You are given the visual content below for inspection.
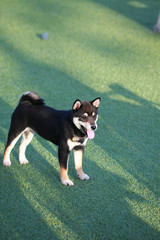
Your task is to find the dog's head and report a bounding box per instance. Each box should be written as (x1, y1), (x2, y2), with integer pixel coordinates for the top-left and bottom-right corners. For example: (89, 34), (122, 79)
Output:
(72, 98), (101, 139)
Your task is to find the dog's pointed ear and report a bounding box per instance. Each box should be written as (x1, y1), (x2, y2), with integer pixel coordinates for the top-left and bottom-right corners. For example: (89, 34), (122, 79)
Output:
(91, 98), (101, 108)
(72, 99), (82, 111)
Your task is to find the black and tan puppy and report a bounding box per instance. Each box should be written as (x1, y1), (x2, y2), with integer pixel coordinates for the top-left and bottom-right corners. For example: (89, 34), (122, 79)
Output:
(3, 92), (100, 185)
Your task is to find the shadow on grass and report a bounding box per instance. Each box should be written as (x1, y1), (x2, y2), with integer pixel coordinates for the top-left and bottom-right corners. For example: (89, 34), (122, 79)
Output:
(104, 83), (160, 197)
(9, 0), (159, 31)
(0, 172), (60, 240)
(91, 0), (159, 30)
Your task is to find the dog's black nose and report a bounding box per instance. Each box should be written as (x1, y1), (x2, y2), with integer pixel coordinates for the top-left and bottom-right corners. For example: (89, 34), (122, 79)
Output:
(91, 125), (96, 131)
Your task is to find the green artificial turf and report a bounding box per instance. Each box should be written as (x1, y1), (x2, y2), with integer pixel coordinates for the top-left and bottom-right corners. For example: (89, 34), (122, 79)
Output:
(0, 0), (160, 239)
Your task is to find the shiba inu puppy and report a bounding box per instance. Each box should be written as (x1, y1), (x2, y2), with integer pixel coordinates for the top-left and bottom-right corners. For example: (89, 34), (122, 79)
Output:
(3, 92), (101, 185)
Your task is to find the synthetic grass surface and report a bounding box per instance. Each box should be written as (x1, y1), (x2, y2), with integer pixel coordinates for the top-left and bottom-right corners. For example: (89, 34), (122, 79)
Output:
(0, 0), (160, 239)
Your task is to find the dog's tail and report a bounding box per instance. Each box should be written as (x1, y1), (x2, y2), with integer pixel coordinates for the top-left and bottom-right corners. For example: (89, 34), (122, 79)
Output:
(19, 92), (45, 105)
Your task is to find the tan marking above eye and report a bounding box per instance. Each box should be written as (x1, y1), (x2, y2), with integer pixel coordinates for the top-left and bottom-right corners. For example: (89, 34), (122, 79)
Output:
(92, 112), (96, 116)
(83, 113), (88, 117)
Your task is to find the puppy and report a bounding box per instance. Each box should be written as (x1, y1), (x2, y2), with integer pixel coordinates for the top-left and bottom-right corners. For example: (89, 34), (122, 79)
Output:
(3, 92), (101, 185)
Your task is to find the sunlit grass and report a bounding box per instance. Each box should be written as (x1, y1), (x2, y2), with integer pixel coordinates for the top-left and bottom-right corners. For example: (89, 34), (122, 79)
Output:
(0, 0), (160, 239)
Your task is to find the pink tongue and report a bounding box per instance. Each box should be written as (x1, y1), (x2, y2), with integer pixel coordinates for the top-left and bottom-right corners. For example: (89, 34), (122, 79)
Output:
(87, 130), (95, 139)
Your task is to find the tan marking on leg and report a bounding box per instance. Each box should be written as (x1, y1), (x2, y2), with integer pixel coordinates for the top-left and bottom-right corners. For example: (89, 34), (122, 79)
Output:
(74, 149), (90, 180)
(60, 164), (74, 186)
(74, 149), (83, 176)
(60, 167), (69, 181)
(3, 134), (22, 166)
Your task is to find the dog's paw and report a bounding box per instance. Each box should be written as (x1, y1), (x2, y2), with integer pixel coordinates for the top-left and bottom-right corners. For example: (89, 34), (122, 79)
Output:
(61, 179), (74, 186)
(3, 159), (11, 166)
(78, 173), (90, 180)
(19, 158), (29, 165)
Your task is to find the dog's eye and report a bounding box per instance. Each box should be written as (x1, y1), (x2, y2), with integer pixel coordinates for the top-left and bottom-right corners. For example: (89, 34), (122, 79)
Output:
(92, 113), (97, 120)
(80, 115), (87, 121)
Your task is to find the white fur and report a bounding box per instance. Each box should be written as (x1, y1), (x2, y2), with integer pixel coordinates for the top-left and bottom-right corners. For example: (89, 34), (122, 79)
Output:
(78, 173), (90, 180)
(80, 121), (96, 131)
(23, 91), (31, 96)
(19, 128), (34, 164)
(61, 179), (74, 186)
(73, 117), (81, 129)
(3, 127), (34, 166)
(3, 134), (22, 166)
(67, 138), (88, 151)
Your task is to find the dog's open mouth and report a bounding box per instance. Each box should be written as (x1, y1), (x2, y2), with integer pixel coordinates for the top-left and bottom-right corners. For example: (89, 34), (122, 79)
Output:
(81, 126), (95, 140)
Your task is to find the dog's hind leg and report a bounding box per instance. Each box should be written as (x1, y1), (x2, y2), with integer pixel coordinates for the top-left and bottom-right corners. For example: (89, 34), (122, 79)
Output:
(19, 128), (34, 165)
(3, 132), (23, 166)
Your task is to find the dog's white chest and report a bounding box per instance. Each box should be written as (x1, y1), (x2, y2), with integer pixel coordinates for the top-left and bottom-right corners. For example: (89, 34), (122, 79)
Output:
(67, 137), (88, 151)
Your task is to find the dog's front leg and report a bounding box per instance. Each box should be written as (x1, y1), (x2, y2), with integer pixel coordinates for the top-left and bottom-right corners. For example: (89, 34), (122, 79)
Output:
(74, 148), (90, 180)
(58, 146), (74, 186)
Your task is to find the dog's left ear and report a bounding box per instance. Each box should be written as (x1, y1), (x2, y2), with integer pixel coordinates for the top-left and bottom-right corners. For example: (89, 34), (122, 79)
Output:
(72, 99), (82, 111)
(91, 98), (101, 108)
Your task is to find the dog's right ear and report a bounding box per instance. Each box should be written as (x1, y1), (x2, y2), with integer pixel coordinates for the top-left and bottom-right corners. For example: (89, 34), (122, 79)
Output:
(72, 100), (82, 111)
